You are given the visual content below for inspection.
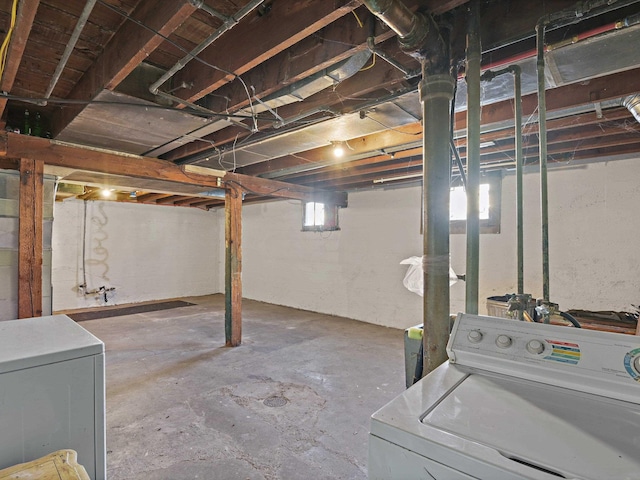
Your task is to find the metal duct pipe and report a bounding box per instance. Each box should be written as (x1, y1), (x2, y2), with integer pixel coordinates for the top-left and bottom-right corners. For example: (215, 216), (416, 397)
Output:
(623, 94), (640, 123)
(363, 0), (453, 375)
(465, 1), (481, 315)
(44, 0), (98, 102)
(362, 0), (432, 54)
(149, 0), (265, 96)
(362, 0), (420, 38)
(188, 0), (229, 22)
(421, 72), (455, 376)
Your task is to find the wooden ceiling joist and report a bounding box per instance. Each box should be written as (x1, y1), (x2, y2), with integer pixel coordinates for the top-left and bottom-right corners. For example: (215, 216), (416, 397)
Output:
(54, 0), (199, 136)
(172, 0), (363, 105)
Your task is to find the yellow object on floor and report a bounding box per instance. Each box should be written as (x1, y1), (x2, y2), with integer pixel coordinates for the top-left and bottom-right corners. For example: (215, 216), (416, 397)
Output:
(0, 450), (90, 480)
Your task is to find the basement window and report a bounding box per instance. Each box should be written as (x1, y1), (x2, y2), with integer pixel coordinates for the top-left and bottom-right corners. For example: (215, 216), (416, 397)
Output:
(303, 201), (340, 232)
(450, 173), (501, 234)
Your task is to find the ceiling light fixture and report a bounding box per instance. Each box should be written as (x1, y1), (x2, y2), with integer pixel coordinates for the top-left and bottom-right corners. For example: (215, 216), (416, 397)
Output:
(332, 141), (345, 158)
(101, 188), (114, 198)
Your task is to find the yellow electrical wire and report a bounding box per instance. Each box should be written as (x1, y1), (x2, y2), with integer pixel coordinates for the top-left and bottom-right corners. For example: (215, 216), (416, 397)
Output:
(352, 10), (363, 28)
(0, 0), (19, 82)
(359, 53), (376, 71)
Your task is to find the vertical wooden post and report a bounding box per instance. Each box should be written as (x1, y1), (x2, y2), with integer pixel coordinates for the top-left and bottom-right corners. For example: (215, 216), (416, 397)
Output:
(18, 158), (43, 318)
(225, 185), (242, 346)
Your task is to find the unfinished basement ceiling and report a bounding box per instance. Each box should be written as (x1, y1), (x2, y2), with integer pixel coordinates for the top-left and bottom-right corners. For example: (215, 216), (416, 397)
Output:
(2, 0), (640, 208)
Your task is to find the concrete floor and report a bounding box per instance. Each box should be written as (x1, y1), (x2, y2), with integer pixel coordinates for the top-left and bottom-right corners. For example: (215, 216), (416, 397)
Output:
(79, 294), (406, 479)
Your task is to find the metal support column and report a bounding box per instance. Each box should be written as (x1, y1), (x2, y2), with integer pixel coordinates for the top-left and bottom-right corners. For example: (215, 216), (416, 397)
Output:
(465, 1), (481, 314)
(536, 21), (551, 303)
(513, 66), (524, 295)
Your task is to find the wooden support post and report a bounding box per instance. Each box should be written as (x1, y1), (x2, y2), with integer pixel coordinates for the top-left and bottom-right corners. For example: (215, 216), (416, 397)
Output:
(18, 158), (43, 318)
(225, 185), (242, 346)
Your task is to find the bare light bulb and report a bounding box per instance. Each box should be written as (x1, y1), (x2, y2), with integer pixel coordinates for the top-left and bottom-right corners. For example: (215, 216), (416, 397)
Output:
(333, 144), (344, 158)
(101, 189), (113, 198)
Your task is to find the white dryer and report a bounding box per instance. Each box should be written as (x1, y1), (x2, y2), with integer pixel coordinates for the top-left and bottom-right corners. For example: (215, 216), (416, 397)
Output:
(369, 313), (640, 479)
(0, 315), (106, 480)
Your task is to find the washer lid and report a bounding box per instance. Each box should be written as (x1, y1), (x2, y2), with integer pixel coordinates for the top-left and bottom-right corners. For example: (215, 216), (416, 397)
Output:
(0, 315), (103, 374)
(422, 372), (640, 479)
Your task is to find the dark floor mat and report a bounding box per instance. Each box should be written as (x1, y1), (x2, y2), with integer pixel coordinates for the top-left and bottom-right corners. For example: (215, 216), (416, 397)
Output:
(68, 300), (196, 322)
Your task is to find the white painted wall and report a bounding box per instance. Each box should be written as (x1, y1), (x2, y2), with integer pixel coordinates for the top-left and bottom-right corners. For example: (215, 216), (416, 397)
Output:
(241, 194), (425, 329)
(51, 155), (640, 324)
(52, 199), (221, 311)
(241, 156), (640, 329)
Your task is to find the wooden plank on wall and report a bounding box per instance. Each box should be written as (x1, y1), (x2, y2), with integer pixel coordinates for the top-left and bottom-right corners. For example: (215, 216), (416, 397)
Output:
(225, 185), (242, 347)
(18, 157), (43, 318)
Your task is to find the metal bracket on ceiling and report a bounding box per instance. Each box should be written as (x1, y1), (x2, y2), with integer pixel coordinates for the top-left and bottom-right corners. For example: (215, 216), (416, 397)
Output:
(594, 101), (603, 119)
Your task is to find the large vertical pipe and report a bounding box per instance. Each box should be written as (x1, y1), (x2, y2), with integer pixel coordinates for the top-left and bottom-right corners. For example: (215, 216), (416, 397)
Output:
(536, 21), (551, 303)
(421, 70), (455, 375)
(465, 1), (481, 314)
(513, 66), (524, 295)
(361, 0), (452, 375)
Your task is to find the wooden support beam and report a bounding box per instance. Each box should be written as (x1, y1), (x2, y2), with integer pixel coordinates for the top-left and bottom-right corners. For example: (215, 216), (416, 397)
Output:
(0, 132), (346, 204)
(225, 185), (242, 347)
(0, 0), (41, 124)
(224, 172), (348, 206)
(0, 158), (19, 170)
(18, 157), (43, 318)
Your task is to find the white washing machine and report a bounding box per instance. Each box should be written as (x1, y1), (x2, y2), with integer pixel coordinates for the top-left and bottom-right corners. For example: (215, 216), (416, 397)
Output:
(369, 313), (640, 479)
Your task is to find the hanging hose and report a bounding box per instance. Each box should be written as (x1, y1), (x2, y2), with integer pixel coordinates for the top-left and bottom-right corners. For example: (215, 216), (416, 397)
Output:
(559, 311), (581, 328)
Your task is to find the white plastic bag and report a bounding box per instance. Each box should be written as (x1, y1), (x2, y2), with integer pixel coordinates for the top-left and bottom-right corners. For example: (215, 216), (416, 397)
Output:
(400, 256), (458, 297)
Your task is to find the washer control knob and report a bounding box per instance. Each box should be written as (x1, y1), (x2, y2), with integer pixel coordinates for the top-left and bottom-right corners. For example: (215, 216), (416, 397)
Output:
(467, 330), (483, 343)
(526, 339), (545, 355)
(634, 356), (640, 374)
(496, 334), (512, 349)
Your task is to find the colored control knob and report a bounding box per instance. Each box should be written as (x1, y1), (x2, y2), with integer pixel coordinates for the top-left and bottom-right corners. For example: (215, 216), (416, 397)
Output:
(496, 334), (512, 349)
(467, 330), (483, 343)
(526, 339), (545, 355)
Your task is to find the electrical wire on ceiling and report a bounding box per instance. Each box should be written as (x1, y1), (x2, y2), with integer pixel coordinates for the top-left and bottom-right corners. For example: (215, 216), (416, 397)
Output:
(94, 0), (258, 126)
(0, 0), (18, 80)
(359, 53), (376, 71)
(0, 92), (273, 121)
